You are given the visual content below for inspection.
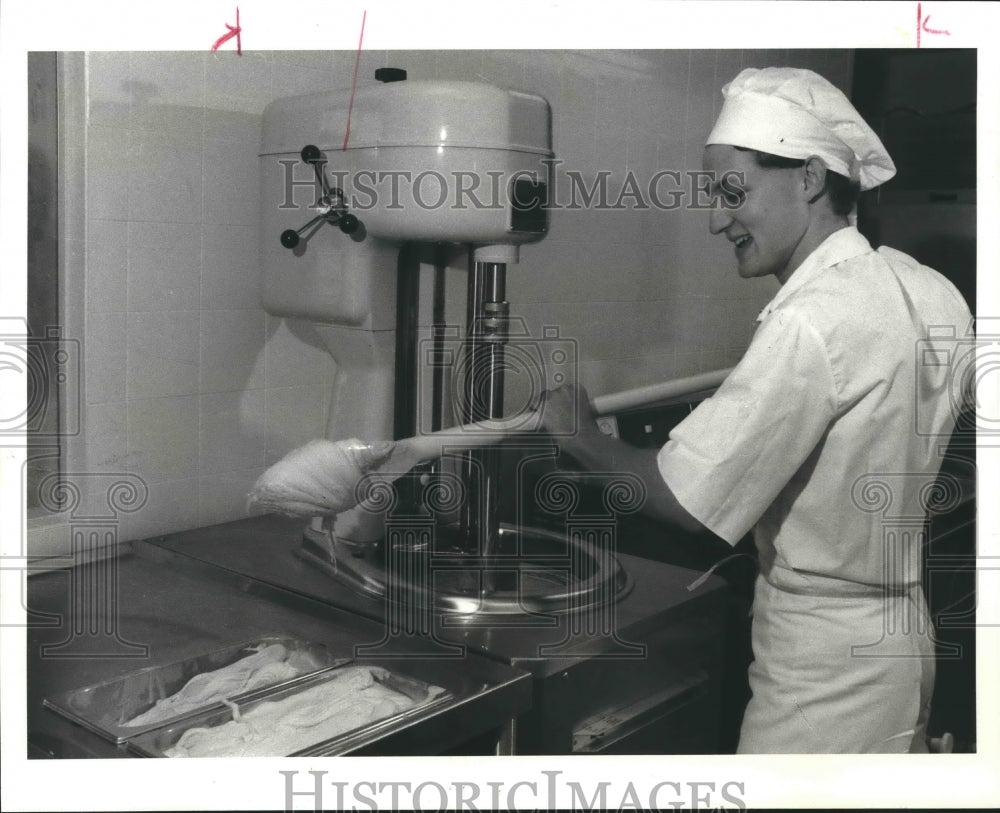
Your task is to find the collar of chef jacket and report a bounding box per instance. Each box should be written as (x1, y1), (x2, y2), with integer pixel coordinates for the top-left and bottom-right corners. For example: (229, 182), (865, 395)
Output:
(755, 226), (874, 323)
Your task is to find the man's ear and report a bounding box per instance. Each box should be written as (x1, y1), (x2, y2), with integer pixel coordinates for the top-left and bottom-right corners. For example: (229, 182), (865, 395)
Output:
(802, 155), (829, 203)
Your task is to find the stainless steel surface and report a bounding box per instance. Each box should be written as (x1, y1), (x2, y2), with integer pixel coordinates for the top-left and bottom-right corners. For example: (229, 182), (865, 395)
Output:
(461, 260), (509, 563)
(495, 718), (517, 755)
(300, 521), (631, 617)
(141, 514), (730, 754)
(126, 662), (450, 758)
(27, 538), (533, 758)
(571, 670), (710, 753)
(42, 636), (348, 744)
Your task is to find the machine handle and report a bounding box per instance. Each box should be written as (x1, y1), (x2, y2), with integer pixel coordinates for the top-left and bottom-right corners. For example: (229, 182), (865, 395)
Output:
(400, 412), (545, 463)
(400, 370), (735, 462)
(279, 145), (360, 249)
(248, 373), (734, 517)
(590, 368), (732, 416)
(300, 144), (332, 199)
(338, 213), (360, 234)
(301, 144), (323, 163)
(280, 213), (329, 249)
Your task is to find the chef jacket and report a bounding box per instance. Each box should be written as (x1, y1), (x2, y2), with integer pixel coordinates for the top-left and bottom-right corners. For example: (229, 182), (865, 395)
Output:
(658, 226), (972, 592)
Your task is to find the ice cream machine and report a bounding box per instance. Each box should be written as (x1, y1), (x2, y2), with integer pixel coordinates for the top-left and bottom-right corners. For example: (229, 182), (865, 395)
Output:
(259, 71), (578, 594)
(253, 71), (730, 753)
(28, 70), (730, 762)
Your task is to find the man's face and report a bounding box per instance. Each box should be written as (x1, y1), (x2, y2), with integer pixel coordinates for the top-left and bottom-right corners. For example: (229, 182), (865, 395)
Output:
(703, 144), (810, 285)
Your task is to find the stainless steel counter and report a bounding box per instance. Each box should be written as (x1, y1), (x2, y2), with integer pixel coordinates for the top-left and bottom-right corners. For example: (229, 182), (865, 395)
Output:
(27, 513), (730, 756)
(26, 537), (532, 758)
(153, 514), (730, 753)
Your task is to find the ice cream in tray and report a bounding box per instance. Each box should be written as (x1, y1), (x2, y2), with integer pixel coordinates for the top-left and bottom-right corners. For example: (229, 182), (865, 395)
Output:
(43, 636), (351, 743)
(126, 665), (449, 757)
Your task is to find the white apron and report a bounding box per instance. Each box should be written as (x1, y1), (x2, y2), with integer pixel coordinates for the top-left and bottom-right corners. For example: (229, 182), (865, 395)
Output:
(737, 568), (936, 754)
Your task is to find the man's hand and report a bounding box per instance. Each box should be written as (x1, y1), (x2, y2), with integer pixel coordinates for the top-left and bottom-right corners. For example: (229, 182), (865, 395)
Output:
(534, 383), (709, 536)
(248, 438), (395, 516)
(535, 382), (604, 446)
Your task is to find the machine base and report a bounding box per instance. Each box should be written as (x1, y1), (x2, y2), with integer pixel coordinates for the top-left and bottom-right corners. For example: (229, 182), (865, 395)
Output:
(147, 514), (732, 754)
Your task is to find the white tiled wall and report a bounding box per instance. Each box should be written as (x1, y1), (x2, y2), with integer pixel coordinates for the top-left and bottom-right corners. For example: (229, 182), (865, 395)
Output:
(501, 49), (853, 396)
(70, 51), (350, 541)
(51, 48), (852, 545)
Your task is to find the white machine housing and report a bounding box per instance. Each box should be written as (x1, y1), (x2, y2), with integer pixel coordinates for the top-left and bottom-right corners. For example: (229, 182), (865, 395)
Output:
(259, 79), (552, 443)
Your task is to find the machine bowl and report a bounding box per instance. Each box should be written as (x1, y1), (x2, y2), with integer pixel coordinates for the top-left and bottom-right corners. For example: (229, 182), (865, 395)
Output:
(299, 522), (633, 617)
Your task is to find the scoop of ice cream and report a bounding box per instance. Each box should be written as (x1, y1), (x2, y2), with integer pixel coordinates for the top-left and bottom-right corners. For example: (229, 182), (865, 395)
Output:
(125, 644), (300, 728)
(247, 438), (396, 517)
(164, 666), (440, 758)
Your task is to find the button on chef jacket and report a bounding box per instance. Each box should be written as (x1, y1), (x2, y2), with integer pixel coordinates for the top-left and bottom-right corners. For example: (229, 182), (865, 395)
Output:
(658, 225), (972, 593)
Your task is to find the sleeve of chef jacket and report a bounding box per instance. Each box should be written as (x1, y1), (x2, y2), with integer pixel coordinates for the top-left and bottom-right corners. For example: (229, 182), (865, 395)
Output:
(657, 307), (839, 545)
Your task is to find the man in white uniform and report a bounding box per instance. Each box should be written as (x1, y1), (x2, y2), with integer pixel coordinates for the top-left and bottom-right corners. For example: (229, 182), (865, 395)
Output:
(539, 68), (973, 753)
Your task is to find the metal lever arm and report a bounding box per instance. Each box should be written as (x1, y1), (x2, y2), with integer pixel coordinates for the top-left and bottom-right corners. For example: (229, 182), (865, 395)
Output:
(279, 145), (360, 249)
(280, 213), (331, 248)
(300, 144), (330, 197)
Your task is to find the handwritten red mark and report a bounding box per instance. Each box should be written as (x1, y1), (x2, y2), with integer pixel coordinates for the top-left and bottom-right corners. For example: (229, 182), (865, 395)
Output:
(343, 9), (367, 151)
(212, 6), (242, 55)
(917, 3), (951, 48)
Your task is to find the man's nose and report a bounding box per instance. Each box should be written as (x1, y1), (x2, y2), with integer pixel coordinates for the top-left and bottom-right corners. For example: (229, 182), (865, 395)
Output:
(709, 206), (732, 235)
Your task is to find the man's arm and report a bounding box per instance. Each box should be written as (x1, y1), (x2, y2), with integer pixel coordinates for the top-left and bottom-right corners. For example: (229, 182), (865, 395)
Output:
(538, 384), (708, 535)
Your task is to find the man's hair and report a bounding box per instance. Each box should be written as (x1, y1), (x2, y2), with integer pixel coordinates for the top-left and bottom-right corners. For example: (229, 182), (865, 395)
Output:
(735, 147), (861, 217)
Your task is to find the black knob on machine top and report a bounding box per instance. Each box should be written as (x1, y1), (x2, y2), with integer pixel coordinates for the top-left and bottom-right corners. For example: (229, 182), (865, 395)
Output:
(375, 68), (407, 83)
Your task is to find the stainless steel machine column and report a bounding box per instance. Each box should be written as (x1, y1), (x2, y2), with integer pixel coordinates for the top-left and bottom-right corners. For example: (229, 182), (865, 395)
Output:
(460, 260), (508, 580)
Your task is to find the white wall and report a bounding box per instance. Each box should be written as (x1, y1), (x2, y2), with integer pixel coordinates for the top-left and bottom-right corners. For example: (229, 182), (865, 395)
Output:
(30, 49), (853, 553)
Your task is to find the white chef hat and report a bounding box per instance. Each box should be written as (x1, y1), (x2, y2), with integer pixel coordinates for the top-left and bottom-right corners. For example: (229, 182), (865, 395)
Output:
(706, 67), (895, 191)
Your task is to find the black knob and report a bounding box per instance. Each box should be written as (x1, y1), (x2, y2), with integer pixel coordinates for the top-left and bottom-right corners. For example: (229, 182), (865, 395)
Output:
(300, 144), (322, 163)
(280, 229), (300, 248)
(375, 68), (407, 83)
(338, 214), (360, 234)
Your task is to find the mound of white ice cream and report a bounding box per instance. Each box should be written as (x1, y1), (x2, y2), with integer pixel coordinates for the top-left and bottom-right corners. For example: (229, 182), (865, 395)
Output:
(165, 666), (440, 757)
(126, 644), (306, 728)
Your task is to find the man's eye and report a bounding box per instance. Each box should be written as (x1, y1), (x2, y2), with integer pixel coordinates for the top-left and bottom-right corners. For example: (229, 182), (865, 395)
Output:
(721, 188), (746, 209)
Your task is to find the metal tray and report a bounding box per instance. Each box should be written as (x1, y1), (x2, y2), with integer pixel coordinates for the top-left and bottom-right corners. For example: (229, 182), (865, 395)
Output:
(42, 636), (349, 743)
(125, 663), (450, 758)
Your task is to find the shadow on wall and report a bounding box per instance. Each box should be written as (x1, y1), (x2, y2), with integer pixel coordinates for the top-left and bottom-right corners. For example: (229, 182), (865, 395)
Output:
(855, 48), (978, 753)
(863, 214), (977, 314)
(854, 48), (977, 312)
(27, 51), (61, 509)
(909, 234), (976, 313)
